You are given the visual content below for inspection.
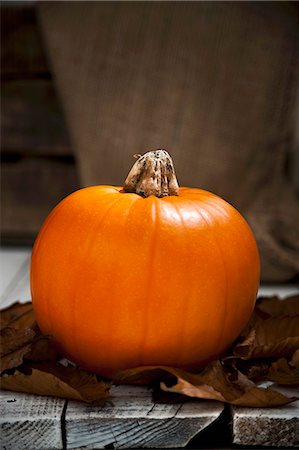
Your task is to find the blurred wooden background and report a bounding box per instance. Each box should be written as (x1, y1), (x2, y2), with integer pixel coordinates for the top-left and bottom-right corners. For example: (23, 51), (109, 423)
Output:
(1, 2), (299, 246)
(1, 2), (80, 244)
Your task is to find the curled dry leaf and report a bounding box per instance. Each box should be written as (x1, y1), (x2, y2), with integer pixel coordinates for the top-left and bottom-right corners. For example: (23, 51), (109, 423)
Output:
(291, 349), (299, 368)
(115, 361), (298, 407)
(0, 301), (58, 373)
(232, 359), (271, 383)
(1, 362), (110, 404)
(0, 302), (36, 330)
(256, 295), (299, 317)
(238, 309), (267, 339)
(268, 358), (299, 385)
(114, 367), (171, 385)
(233, 316), (299, 359)
(0, 327), (36, 372)
(26, 335), (59, 363)
(0, 302), (110, 403)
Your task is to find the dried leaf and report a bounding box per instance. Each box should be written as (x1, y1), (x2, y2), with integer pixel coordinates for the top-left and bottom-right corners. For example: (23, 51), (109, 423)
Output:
(256, 295), (299, 317)
(115, 362), (298, 406)
(291, 349), (299, 368)
(0, 302), (35, 330)
(0, 300), (59, 373)
(0, 327), (35, 372)
(234, 316), (299, 359)
(233, 359), (271, 383)
(268, 358), (299, 385)
(1, 296), (298, 407)
(1, 363), (110, 404)
(239, 308), (267, 338)
(26, 335), (59, 363)
(114, 367), (171, 385)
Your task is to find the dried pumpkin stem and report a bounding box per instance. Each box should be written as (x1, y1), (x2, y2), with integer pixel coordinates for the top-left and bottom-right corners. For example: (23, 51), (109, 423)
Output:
(123, 150), (179, 198)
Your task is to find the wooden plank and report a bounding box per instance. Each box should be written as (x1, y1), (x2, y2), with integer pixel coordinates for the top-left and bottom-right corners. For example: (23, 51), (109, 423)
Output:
(0, 248), (30, 300)
(1, 4), (49, 77)
(1, 80), (71, 155)
(232, 386), (299, 447)
(66, 385), (224, 449)
(0, 390), (65, 450)
(0, 255), (31, 308)
(1, 157), (80, 242)
(258, 285), (299, 298)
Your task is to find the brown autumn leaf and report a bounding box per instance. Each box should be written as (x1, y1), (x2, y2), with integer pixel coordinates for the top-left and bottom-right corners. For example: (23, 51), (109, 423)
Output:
(268, 358), (299, 385)
(256, 295), (299, 317)
(1, 362), (110, 404)
(26, 335), (59, 363)
(0, 329), (59, 372)
(115, 361), (298, 407)
(0, 301), (36, 330)
(291, 349), (299, 368)
(114, 367), (171, 385)
(233, 315), (299, 359)
(232, 358), (271, 383)
(0, 301), (59, 372)
(1, 296), (298, 406)
(0, 327), (36, 372)
(161, 366), (298, 407)
(238, 295), (299, 339)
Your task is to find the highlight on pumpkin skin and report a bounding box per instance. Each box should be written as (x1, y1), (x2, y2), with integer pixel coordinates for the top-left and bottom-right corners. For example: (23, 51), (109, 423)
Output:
(123, 150), (179, 198)
(30, 149), (260, 379)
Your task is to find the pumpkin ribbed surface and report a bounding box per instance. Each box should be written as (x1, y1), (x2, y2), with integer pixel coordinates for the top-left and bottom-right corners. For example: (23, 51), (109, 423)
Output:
(31, 185), (259, 378)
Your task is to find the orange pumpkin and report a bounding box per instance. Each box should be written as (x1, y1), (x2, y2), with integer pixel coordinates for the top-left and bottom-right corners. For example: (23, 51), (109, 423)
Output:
(31, 150), (260, 378)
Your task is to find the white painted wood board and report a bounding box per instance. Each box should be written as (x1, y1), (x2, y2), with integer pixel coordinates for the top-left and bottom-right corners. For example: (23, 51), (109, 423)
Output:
(258, 284), (299, 298)
(66, 385), (224, 449)
(0, 247), (31, 308)
(0, 390), (65, 450)
(232, 386), (299, 447)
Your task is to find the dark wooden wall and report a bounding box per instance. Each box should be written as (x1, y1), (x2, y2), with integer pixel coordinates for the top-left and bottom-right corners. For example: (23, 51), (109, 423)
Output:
(1, 2), (298, 246)
(1, 3), (80, 245)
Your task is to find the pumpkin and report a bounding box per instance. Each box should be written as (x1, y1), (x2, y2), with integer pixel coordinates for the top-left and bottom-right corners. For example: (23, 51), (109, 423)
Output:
(31, 150), (260, 378)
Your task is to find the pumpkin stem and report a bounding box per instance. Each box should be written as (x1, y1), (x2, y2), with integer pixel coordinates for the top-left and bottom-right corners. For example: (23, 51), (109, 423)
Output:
(123, 150), (179, 198)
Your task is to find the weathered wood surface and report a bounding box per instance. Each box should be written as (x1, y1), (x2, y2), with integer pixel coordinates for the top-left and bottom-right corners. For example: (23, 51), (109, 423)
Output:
(1, 158), (80, 242)
(1, 80), (71, 155)
(1, 3), (48, 77)
(0, 390), (65, 450)
(232, 385), (299, 448)
(258, 285), (299, 299)
(66, 385), (224, 449)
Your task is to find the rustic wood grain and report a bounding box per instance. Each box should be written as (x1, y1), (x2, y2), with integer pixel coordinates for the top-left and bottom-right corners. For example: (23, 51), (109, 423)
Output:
(1, 3), (48, 77)
(66, 385), (224, 449)
(1, 80), (71, 155)
(0, 390), (65, 450)
(232, 385), (299, 447)
(1, 157), (80, 242)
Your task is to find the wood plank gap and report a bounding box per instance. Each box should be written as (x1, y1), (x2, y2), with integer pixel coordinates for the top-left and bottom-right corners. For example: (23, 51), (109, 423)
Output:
(61, 400), (68, 450)
(187, 404), (233, 448)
